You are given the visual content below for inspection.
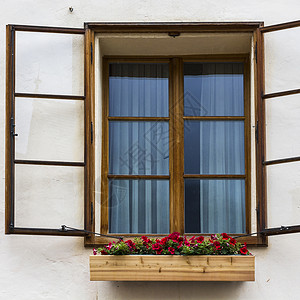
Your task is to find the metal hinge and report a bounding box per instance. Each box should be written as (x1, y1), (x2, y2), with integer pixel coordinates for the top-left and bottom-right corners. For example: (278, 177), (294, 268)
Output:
(10, 118), (18, 137)
(90, 121), (93, 144)
(254, 42), (257, 63)
(91, 202), (93, 225)
(255, 120), (258, 144)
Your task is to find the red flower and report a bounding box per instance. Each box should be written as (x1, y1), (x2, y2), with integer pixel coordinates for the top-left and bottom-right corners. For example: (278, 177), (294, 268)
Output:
(160, 237), (168, 246)
(211, 234), (217, 240)
(196, 236), (204, 244)
(168, 247), (175, 254)
(106, 242), (113, 250)
(189, 236), (196, 243)
(184, 236), (190, 246)
(125, 240), (136, 250)
(93, 248), (97, 255)
(221, 233), (230, 240)
(229, 238), (237, 246)
(240, 246), (248, 255)
(141, 235), (151, 244)
(156, 249), (163, 255)
(100, 250), (108, 255)
(213, 241), (221, 250)
(168, 232), (183, 243)
(152, 242), (162, 252)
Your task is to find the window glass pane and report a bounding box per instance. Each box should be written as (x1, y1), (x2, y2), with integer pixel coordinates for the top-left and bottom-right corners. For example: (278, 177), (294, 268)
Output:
(264, 26), (300, 94)
(184, 121), (245, 175)
(267, 162), (300, 228)
(184, 62), (244, 116)
(109, 121), (169, 175)
(109, 179), (169, 234)
(265, 94), (300, 161)
(16, 32), (84, 96)
(109, 63), (169, 117)
(185, 179), (245, 234)
(15, 165), (84, 228)
(15, 97), (84, 162)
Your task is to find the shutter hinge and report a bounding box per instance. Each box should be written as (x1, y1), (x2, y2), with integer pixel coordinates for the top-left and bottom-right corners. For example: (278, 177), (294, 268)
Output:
(91, 202), (93, 225)
(90, 42), (93, 64)
(254, 42), (257, 63)
(90, 121), (93, 144)
(10, 118), (18, 137)
(255, 120), (258, 144)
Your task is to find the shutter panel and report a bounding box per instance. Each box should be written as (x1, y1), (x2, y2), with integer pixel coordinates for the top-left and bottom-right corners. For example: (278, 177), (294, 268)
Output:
(257, 21), (300, 236)
(5, 25), (91, 236)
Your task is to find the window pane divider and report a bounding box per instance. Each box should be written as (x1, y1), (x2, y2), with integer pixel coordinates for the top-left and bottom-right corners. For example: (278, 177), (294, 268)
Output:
(15, 93), (85, 101)
(12, 227), (87, 236)
(183, 116), (245, 120)
(14, 159), (85, 167)
(183, 174), (246, 179)
(108, 116), (169, 121)
(107, 174), (169, 179)
(262, 88), (300, 100)
(263, 156), (300, 166)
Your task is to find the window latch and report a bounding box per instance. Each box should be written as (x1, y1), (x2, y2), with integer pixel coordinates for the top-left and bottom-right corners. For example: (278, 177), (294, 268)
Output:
(10, 118), (18, 137)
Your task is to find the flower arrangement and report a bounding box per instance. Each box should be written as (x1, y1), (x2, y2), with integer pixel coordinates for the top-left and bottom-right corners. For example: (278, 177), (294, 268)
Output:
(93, 232), (251, 256)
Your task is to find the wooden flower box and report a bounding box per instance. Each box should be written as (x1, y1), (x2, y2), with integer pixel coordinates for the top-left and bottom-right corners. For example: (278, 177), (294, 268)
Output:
(90, 255), (255, 281)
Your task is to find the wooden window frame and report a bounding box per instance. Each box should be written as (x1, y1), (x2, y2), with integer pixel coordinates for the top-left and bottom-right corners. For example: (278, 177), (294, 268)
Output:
(84, 22), (267, 247)
(6, 22), (273, 246)
(100, 55), (251, 237)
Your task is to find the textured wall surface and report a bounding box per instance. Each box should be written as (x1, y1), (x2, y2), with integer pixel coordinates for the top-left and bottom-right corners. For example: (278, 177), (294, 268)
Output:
(1, 1), (300, 299)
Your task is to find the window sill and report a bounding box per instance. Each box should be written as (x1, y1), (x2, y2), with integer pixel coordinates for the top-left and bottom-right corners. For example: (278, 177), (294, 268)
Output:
(89, 255), (255, 281)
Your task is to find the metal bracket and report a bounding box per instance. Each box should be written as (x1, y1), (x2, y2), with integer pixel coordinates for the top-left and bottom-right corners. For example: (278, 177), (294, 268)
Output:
(10, 118), (18, 137)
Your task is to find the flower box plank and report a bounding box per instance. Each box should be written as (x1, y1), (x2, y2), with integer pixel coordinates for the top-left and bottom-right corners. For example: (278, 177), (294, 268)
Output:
(90, 255), (255, 281)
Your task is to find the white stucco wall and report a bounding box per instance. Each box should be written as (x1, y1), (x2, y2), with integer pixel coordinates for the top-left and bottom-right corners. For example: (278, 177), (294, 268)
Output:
(1, 1), (300, 299)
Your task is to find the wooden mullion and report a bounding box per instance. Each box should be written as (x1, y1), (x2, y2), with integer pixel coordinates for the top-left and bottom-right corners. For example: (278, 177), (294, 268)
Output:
(171, 58), (184, 234)
(256, 28), (268, 244)
(14, 160), (85, 167)
(100, 59), (110, 235)
(12, 24), (85, 34)
(108, 117), (169, 121)
(244, 55), (251, 234)
(183, 116), (245, 120)
(12, 227), (87, 236)
(87, 22), (262, 33)
(84, 27), (95, 242)
(262, 88), (300, 100)
(15, 93), (85, 100)
(104, 57), (170, 63)
(260, 20), (300, 33)
(183, 174), (246, 179)
(5, 25), (15, 233)
(263, 156), (300, 166)
(108, 175), (170, 179)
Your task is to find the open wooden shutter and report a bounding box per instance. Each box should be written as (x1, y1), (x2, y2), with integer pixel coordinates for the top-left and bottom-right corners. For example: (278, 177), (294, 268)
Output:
(5, 25), (92, 236)
(256, 20), (300, 236)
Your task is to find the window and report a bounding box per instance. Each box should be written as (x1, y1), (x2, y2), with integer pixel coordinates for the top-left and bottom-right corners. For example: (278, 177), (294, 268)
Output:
(6, 22), (300, 246)
(100, 58), (250, 237)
